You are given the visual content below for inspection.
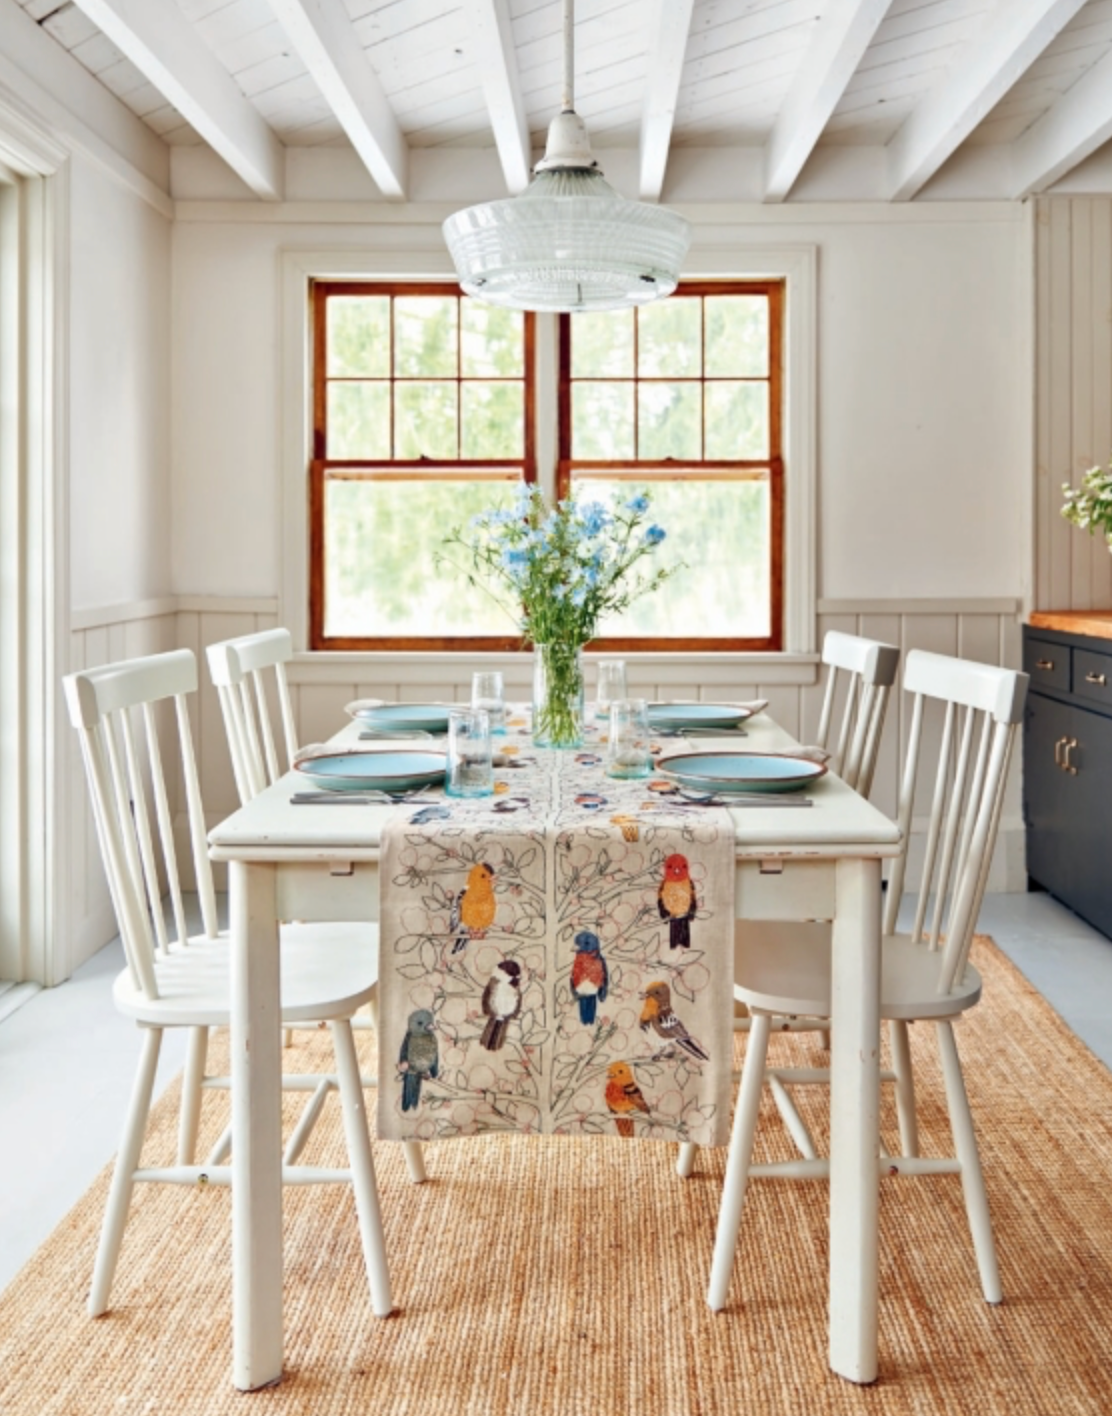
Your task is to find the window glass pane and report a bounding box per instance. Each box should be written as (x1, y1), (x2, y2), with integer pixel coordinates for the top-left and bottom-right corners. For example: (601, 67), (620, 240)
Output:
(327, 381), (390, 459)
(571, 309), (634, 377)
(461, 302), (524, 377)
(395, 382), (458, 460)
(705, 296), (768, 377)
(326, 296), (390, 377)
(572, 382), (634, 459)
(580, 477), (771, 639)
(705, 382), (768, 459)
(637, 299), (701, 377)
(638, 382), (701, 460)
(461, 382), (523, 459)
(323, 477), (522, 638)
(394, 296), (458, 377)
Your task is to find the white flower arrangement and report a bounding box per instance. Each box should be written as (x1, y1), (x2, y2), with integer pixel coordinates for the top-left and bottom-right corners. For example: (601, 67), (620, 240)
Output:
(1062, 458), (1112, 552)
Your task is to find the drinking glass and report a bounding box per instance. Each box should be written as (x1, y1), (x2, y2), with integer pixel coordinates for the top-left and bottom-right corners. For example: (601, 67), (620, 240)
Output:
(471, 669), (506, 736)
(446, 708), (494, 797)
(606, 698), (653, 779)
(595, 659), (628, 721)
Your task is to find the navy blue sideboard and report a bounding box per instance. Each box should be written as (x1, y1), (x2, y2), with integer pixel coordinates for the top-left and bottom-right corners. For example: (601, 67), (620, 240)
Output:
(1023, 616), (1112, 941)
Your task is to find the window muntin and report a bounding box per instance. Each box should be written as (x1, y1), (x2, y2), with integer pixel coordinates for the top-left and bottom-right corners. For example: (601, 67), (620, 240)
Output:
(559, 281), (783, 651)
(311, 282), (535, 650)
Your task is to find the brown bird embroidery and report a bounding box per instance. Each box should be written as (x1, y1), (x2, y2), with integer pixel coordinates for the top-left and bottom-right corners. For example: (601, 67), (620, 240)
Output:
(639, 981), (709, 1062)
(450, 862), (497, 953)
(658, 852), (697, 949)
(605, 1060), (650, 1138)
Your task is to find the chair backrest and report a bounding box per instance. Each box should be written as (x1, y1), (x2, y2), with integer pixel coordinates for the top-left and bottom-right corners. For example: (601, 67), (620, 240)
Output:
(205, 629), (298, 806)
(63, 650), (219, 1001)
(814, 630), (900, 794)
(883, 649), (1029, 997)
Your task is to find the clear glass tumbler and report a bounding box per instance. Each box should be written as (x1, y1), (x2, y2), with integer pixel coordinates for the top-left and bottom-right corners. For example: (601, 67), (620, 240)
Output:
(595, 659), (628, 721)
(471, 670), (506, 736)
(606, 698), (653, 779)
(446, 707), (494, 797)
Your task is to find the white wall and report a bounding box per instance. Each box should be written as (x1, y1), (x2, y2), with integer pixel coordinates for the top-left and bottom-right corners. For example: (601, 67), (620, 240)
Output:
(69, 156), (172, 611)
(169, 199), (1032, 607)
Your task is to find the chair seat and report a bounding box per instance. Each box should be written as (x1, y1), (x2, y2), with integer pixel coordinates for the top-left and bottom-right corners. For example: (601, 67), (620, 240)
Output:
(113, 923), (379, 1027)
(734, 921), (982, 1021)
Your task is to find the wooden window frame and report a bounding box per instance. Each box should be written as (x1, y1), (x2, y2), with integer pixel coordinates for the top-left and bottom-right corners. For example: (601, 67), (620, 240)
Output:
(309, 280), (537, 651)
(557, 279), (784, 652)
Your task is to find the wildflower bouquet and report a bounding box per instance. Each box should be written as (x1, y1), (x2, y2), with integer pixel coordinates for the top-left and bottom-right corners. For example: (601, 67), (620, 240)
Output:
(441, 485), (678, 746)
(1062, 458), (1112, 553)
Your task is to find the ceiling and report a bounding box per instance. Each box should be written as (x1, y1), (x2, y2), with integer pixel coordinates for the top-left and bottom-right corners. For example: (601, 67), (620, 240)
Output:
(12, 0), (1112, 201)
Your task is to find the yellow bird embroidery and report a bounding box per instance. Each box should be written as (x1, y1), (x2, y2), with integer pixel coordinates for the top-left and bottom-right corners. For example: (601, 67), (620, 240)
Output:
(450, 862), (496, 954)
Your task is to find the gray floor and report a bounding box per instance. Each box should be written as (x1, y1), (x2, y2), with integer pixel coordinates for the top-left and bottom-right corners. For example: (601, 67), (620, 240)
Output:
(1, 890), (1110, 1297)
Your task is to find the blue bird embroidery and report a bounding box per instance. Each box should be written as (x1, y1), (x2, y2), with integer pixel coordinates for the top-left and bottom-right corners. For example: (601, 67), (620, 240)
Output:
(570, 930), (609, 1026)
(399, 1009), (438, 1112)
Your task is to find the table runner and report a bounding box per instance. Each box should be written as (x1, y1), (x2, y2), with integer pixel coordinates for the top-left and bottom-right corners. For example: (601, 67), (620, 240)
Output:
(377, 732), (734, 1146)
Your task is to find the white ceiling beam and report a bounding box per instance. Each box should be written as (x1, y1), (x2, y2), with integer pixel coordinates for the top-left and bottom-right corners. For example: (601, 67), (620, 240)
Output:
(639, 0), (695, 200)
(466, 0), (530, 195)
(1012, 43), (1112, 195)
(266, 0), (407, 199)
(887, 0), (1087, 201)
(763, 0), (891, 204)
(70, 0), (284, 200)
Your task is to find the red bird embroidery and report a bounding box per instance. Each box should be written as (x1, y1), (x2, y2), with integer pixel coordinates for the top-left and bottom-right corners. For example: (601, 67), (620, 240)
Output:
(658, 853), (697, 949)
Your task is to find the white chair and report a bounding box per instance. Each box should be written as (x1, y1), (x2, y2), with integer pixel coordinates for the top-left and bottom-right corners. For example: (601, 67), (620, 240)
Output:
(64, 649), (392, 1318)
(205, 628), (427, 1182)
(676, 631), (900, 1179)
(707, 649), (1028, 1312)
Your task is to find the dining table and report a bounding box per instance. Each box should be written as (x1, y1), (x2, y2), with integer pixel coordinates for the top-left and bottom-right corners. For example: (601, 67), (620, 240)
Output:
(207, 706), (902, 1392)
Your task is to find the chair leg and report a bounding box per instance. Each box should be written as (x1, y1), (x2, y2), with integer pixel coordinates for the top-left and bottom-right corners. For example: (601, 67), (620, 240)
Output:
(936, 1020), (1001, 1304)
(89, 1026), (163, 1317)
(889, 1019), (919, 1158)
(707, 1012), (772, 1312)
(676, 1143), (697, 1178)
(330, 1018), (392, 1317)
(283, 1028), (294, 1048)
(177, 1026), (209, 1165)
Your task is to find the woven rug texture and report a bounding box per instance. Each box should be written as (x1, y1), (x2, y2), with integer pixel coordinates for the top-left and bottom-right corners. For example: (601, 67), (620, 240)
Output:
(1, 936), (1110, 1416)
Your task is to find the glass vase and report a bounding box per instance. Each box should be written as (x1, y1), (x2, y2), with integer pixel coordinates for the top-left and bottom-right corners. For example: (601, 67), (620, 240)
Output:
(532, 643), (585, 749)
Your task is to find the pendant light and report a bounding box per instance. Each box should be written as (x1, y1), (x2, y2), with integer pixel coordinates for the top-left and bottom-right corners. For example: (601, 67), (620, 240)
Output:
(443, 0), (690, 312)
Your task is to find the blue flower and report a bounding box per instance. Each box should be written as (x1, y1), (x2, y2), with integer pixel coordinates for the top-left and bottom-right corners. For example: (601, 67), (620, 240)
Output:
(577, 501), (611, 537)
(626, 493), (650, 515)
(502, 548), (528, 568)
(644, 525), (666, 545)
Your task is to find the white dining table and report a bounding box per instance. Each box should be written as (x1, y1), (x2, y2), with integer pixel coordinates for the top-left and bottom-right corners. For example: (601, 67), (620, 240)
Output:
(207, 713), (902, 1391)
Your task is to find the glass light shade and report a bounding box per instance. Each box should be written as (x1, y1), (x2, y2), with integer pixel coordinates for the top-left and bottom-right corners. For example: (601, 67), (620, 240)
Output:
(443, 168), (691, 313)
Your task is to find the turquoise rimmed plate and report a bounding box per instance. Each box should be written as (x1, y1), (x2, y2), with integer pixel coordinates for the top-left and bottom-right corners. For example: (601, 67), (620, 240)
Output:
(294, 750), (447, 794)
(655, 751), (826, 794)
(647, 703), (752, 731)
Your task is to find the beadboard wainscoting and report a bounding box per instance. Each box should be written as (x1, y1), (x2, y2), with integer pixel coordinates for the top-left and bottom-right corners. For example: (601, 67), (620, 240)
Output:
(61, 594), (1025, 971)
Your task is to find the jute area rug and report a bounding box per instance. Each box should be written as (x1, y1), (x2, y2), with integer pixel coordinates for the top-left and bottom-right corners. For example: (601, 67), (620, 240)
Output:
(2, 936), (1111, 1416)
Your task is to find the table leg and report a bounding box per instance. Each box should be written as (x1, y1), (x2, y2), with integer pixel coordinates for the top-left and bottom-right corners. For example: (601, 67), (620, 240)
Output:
(230, 861), (284, 1391)
(828, 855), (882, 1384)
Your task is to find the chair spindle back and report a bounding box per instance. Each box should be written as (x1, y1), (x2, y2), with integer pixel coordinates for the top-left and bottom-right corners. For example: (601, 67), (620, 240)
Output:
(64, 650), (220, 1000)
(814, 631), (900, 794)
(206, 629), (298, 806)
(882, 650), (1028, 996)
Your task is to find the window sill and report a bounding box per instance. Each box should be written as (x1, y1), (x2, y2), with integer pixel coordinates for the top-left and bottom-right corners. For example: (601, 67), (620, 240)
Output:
(289, 650), (820, 688)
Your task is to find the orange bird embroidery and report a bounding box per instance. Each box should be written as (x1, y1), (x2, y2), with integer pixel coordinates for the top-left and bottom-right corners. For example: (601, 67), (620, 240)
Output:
(605, 1060), (650, 1138)
(450, 862), (496, 953)
(658, 853), (697, 949)
(640, 981), (709, 1062)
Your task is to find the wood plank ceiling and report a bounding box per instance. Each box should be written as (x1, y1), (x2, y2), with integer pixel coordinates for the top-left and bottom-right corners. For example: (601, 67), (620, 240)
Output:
(11, 0), (1112, 201)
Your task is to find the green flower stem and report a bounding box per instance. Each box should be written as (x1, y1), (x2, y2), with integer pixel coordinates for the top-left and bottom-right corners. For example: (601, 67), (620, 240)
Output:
(533, 642), (584, 749)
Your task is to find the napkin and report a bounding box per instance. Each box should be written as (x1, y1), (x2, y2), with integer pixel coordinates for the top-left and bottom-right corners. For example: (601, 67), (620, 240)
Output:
(735, 698), (769, 716)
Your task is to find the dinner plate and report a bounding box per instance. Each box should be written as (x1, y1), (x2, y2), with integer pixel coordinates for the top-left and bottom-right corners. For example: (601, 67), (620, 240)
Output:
(647, 702), (752, 731)
(655, 751), (827, 794)
(294, 750), (448, 794)
(345, 703), (452, 733)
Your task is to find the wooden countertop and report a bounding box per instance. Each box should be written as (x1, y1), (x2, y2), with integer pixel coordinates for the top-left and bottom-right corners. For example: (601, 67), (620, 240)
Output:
(1029, 611), (1112, 642)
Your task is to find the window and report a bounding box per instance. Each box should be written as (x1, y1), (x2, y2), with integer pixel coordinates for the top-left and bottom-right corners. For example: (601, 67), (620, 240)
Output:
(559, 282), (783, 650)
(308, 279), (783, 651)
(310, 282), (535, 649)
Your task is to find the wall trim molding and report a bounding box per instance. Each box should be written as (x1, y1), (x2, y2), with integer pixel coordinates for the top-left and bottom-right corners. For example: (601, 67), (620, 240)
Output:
(817, 596), (1022, 615)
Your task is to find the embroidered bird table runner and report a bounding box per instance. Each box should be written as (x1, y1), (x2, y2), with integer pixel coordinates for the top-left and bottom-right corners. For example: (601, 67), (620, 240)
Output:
(377, 734), (735, 1147)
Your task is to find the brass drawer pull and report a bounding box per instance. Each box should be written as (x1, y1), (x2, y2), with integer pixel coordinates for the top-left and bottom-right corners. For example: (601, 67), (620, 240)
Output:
(1085, 671), (1107, 686)
(1064, 737), (1079, 775)
(1054, 736), (1067, 767)
(1035, 658), (1055, 671)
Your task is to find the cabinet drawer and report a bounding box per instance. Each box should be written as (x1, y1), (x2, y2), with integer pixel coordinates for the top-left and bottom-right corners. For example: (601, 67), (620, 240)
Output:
(1024, 636), (1069, 691)
(1074, 648), (1112, 710)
